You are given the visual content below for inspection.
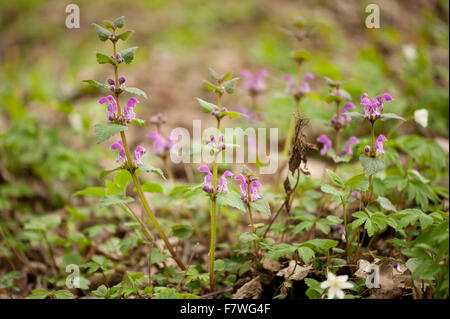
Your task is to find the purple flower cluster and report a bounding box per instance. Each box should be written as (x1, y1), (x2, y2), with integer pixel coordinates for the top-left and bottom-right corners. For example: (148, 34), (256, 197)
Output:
(147, 131), (178, 156)
(331, 102), (355, 128)
(206, 134), (226, 152)
(316, 134), (359, 157)
(235, 174), (262, 203)
(110, 52), (124, 64)
(198, 166), (233, 194)
(241, 69), (268, 95)
(283, 73), (314, 99)
(111, 140), (146, 166)
(360, 93), (393, 120)
(107, 76), (126, 92)
(98, 95), (139, 123)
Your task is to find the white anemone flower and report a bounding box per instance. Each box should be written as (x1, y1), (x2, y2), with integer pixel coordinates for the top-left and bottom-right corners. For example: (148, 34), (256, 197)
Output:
(320, 271), (353, 299)
(414, 109), (428, 128)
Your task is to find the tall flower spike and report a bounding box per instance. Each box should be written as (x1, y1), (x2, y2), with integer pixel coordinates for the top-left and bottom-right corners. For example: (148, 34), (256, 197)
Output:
(341, 136), (359, 157)
(198, 165), (214, 193)
(317, 134), (332, 156)
(375, 134), (387, 157)
(99, 95), (117, 121)
(133, 145), (146, 165)
(111, 140), (126, 163)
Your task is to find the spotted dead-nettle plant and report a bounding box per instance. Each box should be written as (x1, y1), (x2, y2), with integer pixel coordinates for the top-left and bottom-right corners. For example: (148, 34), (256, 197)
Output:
(80, 16), (186, 270)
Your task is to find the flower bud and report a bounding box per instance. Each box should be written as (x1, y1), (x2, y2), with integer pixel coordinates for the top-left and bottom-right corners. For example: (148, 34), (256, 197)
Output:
(364, 145), (371, 153)
(107, 78), (115, 85)
(119, 76), (126, 85)
(110, 85), (115, 92)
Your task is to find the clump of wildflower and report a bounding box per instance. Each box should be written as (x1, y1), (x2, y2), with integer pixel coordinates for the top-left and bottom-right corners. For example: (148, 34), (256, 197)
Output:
(198, 166), (233, 195)
(235, 173), (262, 203)
(206, 134), (227, 153)
(317, 134), (332, 156)
(241, 69), (268, 96)
(283, 73), (314, 102)
(360, 93), (392, 120)
(320, 271), (353, 299)
(331, 102), (355, 128)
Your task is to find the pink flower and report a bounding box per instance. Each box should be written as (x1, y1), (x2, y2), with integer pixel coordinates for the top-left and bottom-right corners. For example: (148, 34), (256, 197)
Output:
(235, 174), (262, 203)
(317, 134), (332, 156)
(198, 166), (233, 194)
(284, 73), (314, 97)
(241, 69), (268, 94)
(124, 97), (139, 121)
(341, 136), (359, 157)
(361, 93), (392, 120)
(133, 145), (146, 165)
(147, 132), (175, 156)
(375, 134), (387, 157)
(111, 140), (126, 163)
(99, 95), (117, 121)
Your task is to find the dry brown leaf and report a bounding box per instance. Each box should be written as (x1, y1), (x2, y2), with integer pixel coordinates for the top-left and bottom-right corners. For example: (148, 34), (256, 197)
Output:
(232, 276), (262, 299)
(276, 260), (311, 281)
(262, 259), (282, 272)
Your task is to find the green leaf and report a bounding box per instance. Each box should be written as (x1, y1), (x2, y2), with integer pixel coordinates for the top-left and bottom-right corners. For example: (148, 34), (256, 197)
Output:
(24, 215), (61, 232)
(26, 289), (50, 299)
(171, 224), (194, 240)
(291, 50), (311, 61)
(377, 196), (397, 212)
(217, 190), (246, 212)
(94, 123), (127, 144)
(100, 167), (121, 179)
(138, 164), (167, 181)
(114, 170), (132, 190)
(119, 46), (138, 64)
(297, 246), (315, 264)
(359, 154), (386, 176)
(132, 118), (146, 127)
(324, 94), (346, 104)
(419, 213), (434, 230)
(100, 194), (134, 206)
(326, 215), (343, 225)
(250, 200), (271, 215)
(239, 232), (258, 244)
(320, 184), (344, 197)
(117, 30), (132, 41)
(124, 87), (148, 99)
(221, 111), (246, 119)
(65, 205), (89, 221)
(302, 238), (338, 251)
(82, 80), (109, 90)
(74, 187), (106, 197)
(326, 169), (344, 187)
(141, 183), (164, 194)
(223, 77), (239, 94)
(113, 16), (125, 28)
(104, 20), (114, 29)
(344, 173), (365, 188)
(62, 252), (82, 267)
(96, 53), (117, 66)
(380, 113), (405, 121)
(92, 23), (111, 41)
(365, 219), (377, 237)
(203, 80), (222, 93)
(150, 248), (169, 264)
(346, 112), (365, 121)
(196, 98), (216, 113)
(208, 68), (219, 81)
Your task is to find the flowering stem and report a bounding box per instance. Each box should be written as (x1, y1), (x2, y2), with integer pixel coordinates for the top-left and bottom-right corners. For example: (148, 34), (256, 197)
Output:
(335, 101), (341, 154)
(246, 202), (259, 258)
(109, 34), (185, 271)
(209, 93), (222, 291)
(130, 170), (186, 270)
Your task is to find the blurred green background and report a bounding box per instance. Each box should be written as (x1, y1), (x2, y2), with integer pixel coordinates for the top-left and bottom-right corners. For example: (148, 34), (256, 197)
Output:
(0, 0), (448, 212)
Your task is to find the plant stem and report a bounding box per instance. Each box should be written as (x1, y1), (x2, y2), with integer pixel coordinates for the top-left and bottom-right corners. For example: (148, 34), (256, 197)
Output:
(163, 156), (175, 184)
(120, 203), (154, 242)
(41, 231), (57, 275)
(110, 35), (185, 271)
(335, 101), (341, 155)
(208, 93), (222, 291)
(246, 202), (259, 257)
(130, 170), (186, 270)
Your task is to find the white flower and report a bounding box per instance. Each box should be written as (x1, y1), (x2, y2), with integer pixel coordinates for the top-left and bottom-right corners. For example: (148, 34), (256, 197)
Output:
(402, 44), (418, 61)
(320, 271), (353, 299)
(414, 108), (428, 128)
